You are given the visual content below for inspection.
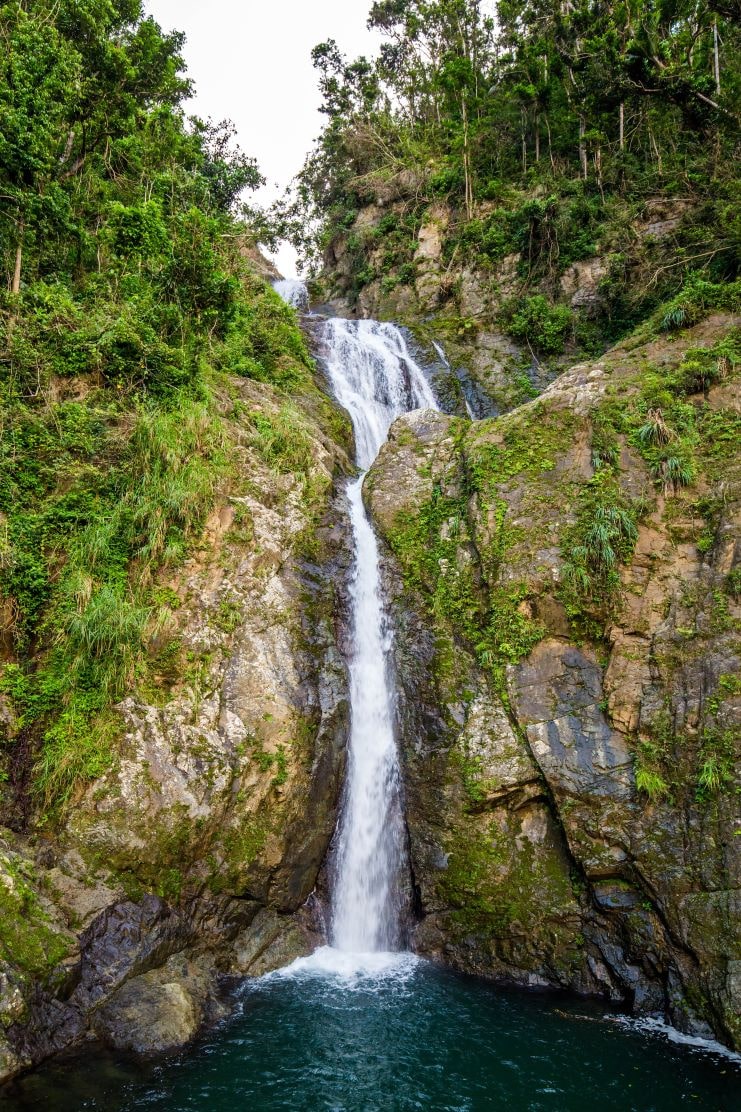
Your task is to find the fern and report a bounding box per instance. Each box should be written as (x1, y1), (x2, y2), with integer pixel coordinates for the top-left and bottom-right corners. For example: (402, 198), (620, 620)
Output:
(636, 766), (669, 801)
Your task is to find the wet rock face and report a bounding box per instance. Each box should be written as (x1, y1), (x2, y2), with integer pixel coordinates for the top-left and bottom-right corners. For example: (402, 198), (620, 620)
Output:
(6, 894), (312, 1068)
(367, 314), (741, 1050)
(93, 966), (208, 1056)
(511, 641), (634, 802)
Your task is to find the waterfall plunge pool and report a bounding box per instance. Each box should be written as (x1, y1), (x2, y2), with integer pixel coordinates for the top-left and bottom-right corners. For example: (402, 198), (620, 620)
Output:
(4, 954), (739, 1110)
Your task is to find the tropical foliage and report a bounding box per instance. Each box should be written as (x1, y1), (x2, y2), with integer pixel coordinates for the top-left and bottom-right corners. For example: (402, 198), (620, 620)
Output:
(0, 1), (308, 814)
(272, 0), (739, 330)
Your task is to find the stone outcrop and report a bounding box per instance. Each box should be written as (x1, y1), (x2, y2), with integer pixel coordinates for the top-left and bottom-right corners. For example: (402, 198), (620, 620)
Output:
(0, 373), (354, 1080)
(238, 238), (282, 282)
(366, 314), (740, 1048)
(560, 257), (609, 313)
(319, 192), (702, 425)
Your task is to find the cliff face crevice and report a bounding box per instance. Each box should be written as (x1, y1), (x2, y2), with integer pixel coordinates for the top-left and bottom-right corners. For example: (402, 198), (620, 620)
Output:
(366, 314), (740, 1048)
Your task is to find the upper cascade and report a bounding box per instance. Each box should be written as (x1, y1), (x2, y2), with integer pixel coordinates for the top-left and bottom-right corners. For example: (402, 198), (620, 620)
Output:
(273, 278), (310, 310)
(319, 318), (438, 469)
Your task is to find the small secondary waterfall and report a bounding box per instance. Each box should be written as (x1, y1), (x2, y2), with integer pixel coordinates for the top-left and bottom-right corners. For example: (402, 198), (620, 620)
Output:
(273, 278), (309, 309)
(319, 319), (438, 953)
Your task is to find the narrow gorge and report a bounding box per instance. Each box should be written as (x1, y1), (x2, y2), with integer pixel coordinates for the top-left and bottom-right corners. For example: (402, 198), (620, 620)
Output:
(5, 285), (739, 1109)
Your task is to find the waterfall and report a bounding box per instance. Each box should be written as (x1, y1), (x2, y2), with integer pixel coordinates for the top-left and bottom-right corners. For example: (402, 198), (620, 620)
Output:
(321, 319), (437, 953)
(432, 339), (476, 419)
(274, 284), (438, 956)
(273, 278), (309, 309)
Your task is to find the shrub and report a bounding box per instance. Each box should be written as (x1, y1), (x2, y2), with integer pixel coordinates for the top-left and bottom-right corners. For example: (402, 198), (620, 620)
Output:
(503, 295), (573, 355)
(659, 276), (741, 332)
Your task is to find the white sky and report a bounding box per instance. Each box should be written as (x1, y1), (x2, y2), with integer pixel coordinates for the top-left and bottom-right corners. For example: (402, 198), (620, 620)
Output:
(144, 1), (381, 276)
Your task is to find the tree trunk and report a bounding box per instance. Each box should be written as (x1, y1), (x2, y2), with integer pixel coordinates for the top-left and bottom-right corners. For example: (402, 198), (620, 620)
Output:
(647, 116), (663, 174)
(462, 96), (473, 220)
(595, 145), (604, 200)
(713, 21), (721, 95)
(11, 220), (24, 295)
(545, 116), (556, 173)
(619, 102), (625, 150)
(579, 115), (587, 180)
(535, 114), (540, 162)
(521, 107), (527, 174)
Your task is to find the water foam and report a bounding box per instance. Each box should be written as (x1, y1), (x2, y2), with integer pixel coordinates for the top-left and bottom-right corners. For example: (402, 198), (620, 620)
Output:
(611, 1015), (741, 1065)
(267, 946), (422, 988)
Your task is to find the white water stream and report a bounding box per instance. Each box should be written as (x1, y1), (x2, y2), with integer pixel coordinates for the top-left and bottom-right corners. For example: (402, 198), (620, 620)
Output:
(274, 286), (437, 961)
(321, 319), (438, 953)
(272, 278), (309, 309)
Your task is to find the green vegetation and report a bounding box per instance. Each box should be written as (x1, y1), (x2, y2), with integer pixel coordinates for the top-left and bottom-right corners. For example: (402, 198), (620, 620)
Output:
(628, 329), (740, 484)
(633, 663), (739, 805)
(558, 325), (740, 629)
(210, 815), (271, 894)
(246, 404), (317, 474)
(269, 0), (739, 355)
(696, 733), (735, 798)
(635, 765), (670, 803)
(659, 277), (741, 333)
(381, 315), (739, 818)
(386, 411), (565, 706)
(0, 2), (318, 817)
(439, 812), (579, 973)
(560, 476), (641, 621)
(501, 295), (574, 355)
(0, 852), (73, 979)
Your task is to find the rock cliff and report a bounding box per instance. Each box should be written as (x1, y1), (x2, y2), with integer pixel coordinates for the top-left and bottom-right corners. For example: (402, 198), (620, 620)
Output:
(1, 289), (738, 1084)
(320, 188), (724, 421)
(0, 368), (354, 1080)
(366, 314), (740, 1048)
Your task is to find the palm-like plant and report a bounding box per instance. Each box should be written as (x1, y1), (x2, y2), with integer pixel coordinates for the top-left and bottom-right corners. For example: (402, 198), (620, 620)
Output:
(562, 559), (592, 594)
(652, 454), (694, 494)
(591, 442), (619, 471)
(661, 305), (687, 332)
(637, 408), (675, 447)
(582, 505), (638, 570)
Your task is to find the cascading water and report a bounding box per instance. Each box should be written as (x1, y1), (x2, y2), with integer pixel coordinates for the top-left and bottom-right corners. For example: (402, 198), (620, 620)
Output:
(319, 318), (438, 954)
(275, 282), (437, 956)
(10, 288), (737, 1109)
(432, 338), (476, 419)
(272, 277), (309, 309)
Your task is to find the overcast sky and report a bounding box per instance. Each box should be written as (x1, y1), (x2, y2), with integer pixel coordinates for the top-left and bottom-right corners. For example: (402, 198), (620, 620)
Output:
(144, 1), (380, 276)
